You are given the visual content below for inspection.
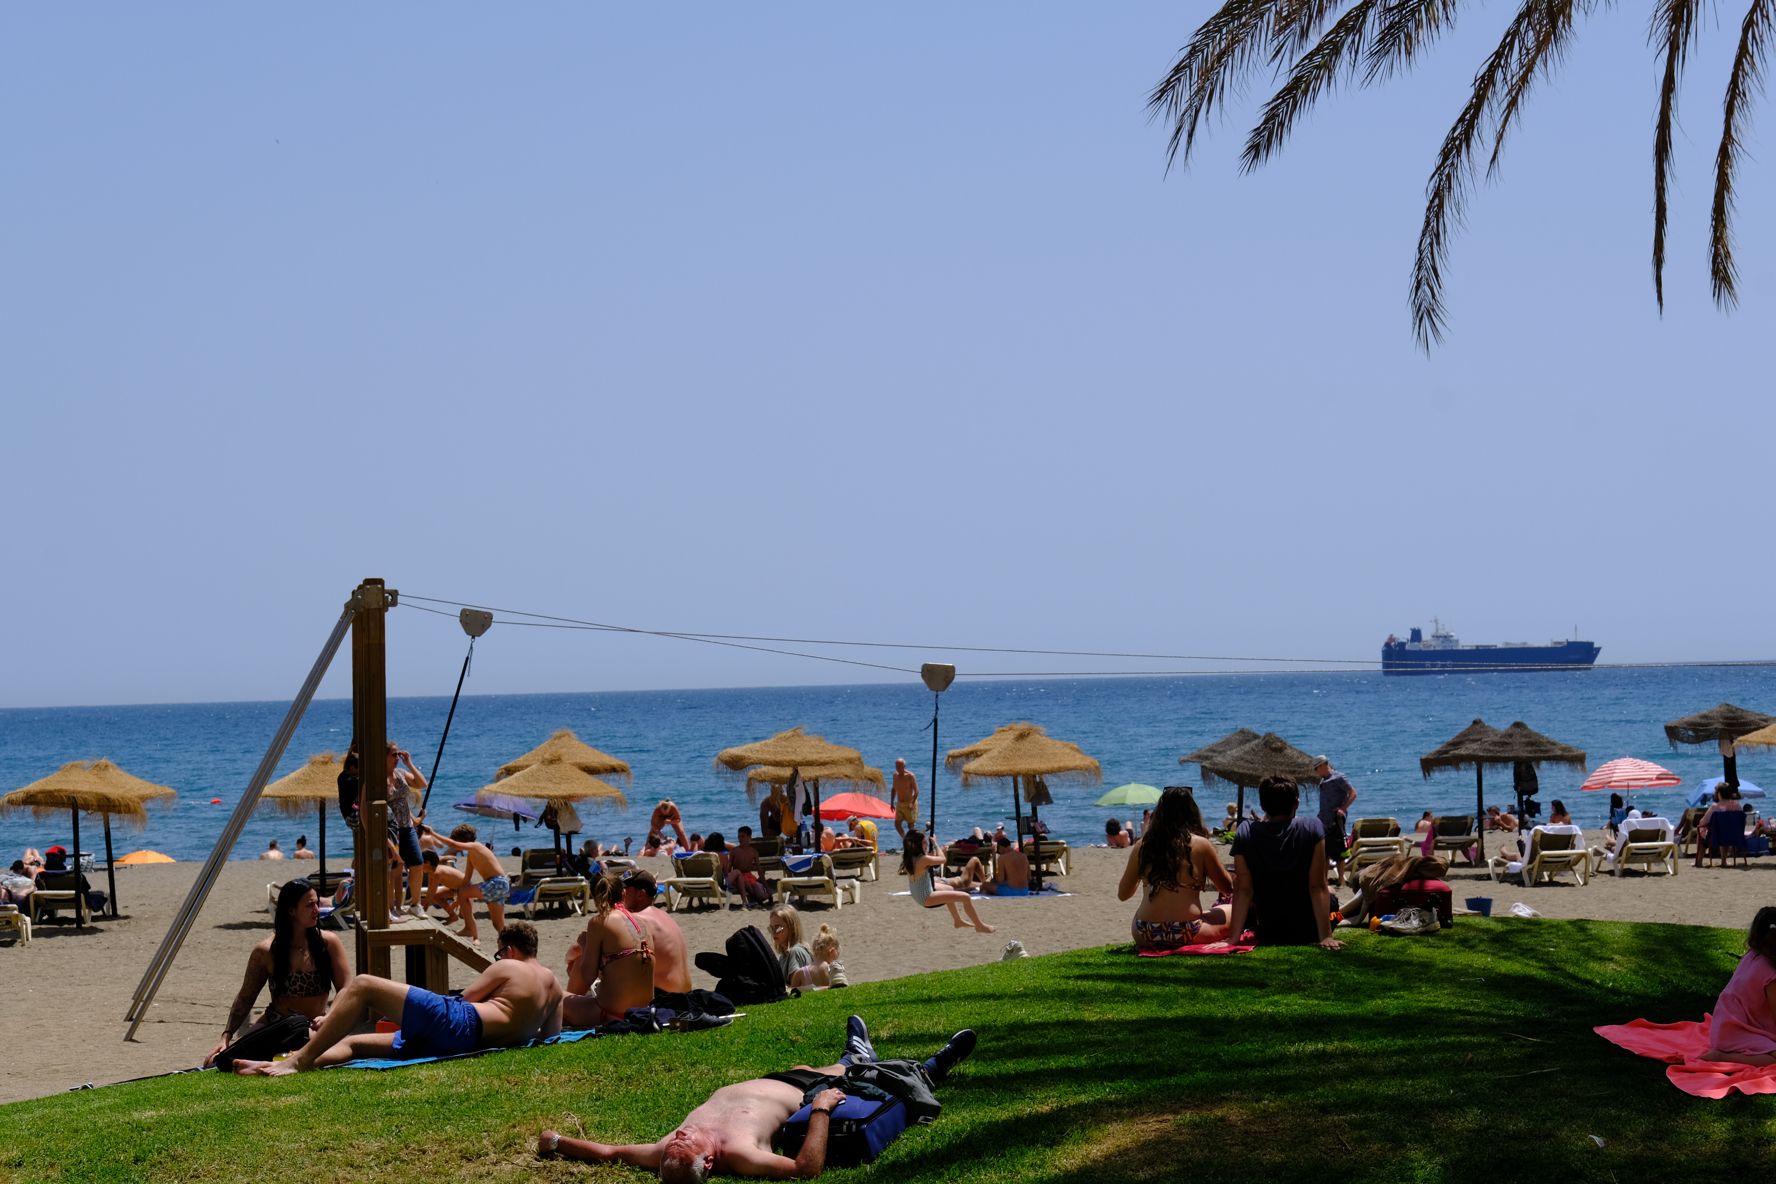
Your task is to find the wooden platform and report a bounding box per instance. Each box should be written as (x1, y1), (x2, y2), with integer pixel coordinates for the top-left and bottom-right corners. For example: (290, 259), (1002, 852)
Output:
(354, 912), (491, 989)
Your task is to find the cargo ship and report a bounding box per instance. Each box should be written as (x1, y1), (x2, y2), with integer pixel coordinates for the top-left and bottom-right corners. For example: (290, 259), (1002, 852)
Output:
(1382, 621), (1600, 674)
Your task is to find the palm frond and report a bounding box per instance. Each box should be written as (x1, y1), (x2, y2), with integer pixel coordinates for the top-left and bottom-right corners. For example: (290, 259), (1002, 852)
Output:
(1487, 0), (1595, 178)
(1244, 2), (1379, 170)
(1149, 0), (1294, 170)
(1651, 0), (1703, 311)
(1365, 0), (1464, 82)
(1271, 0), (1356, 58)
(1711, 0), (1773, 307)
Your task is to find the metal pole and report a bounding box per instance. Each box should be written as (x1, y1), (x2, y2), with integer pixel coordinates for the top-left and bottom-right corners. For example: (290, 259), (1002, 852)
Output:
(126, 600), (354, 1038)
(927, 692), (940, 837)
(419, 637), (475, 817)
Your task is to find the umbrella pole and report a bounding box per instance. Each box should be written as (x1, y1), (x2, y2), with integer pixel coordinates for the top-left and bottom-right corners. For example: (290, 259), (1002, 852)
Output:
(103, 814), (118, 918)
(927, 691), (940, 837)
(1474, 766), (1485, 861)
(71, 806), (88, 927)
(1722, 741), (1739, 790)
(1029, 800), (1044, 894)
(317, 800), (328, 894)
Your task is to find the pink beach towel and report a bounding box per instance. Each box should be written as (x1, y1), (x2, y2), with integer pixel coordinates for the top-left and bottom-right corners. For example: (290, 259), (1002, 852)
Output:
(1136, 942), (1255, 957)
(1595, 1017), (1776, 1099)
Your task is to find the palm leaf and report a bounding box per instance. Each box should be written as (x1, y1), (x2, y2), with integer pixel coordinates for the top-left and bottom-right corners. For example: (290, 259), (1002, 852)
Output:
(1244, 1), (1379, 171)
(1652, 0), (1704, 311)
(1149, 0), (1290, 169)
(1365, 0), (1464, 81)
(1711, 0), (1773, 306)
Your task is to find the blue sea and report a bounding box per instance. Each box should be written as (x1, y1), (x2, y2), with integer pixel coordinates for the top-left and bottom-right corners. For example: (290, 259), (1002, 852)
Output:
(4, 668), (1773, 865)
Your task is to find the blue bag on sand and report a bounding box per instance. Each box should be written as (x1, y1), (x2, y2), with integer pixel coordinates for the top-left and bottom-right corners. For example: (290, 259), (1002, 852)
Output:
(775, 1095), (909, 1166)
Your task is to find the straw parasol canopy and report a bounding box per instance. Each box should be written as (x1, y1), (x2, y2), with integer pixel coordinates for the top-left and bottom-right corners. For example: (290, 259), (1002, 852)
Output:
(1418, 719), (1585, 858)
(745, 763), (885, 793)
(260, 752), (346, 887)
(959, 728), (1101, 786)
(1731, 722), (1776, 750)
(479, 754), (630, 809)
(1200, 732), (1322, 790)
(1418, 720), (1504, 778)
(1178, 728), (1262, 769)
(497, 730), (634, 783)
(715, 727), (864, 775)
(1, 759), (178, 920)
(945, 723), (1043, 771)
(1665, 702), (1775, 788)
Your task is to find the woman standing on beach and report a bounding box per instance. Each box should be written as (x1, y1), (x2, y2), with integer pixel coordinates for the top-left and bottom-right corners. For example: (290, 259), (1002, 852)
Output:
(899, 831), (995, 934)
(385, 742), (427, 915)
(1118, 787), (1234, 949)
(206, 878), (348, 1068)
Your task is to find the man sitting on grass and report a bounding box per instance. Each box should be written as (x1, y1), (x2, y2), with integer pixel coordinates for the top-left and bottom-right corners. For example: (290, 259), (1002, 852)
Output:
(538, 1016), (976, 1180)
(232, 921), (562, 1075)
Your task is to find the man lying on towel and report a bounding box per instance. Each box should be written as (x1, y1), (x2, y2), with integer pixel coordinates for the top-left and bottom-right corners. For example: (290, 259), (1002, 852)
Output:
(537, 1015), (975, 1180)
(233, 920), (562, 1075)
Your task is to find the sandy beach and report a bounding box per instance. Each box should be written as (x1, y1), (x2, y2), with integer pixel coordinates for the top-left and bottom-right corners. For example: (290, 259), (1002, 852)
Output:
(2, 834), (1770, 1106)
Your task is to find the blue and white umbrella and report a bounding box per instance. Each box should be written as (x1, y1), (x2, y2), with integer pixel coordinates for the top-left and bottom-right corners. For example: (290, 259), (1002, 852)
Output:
(1687, 777), (1766, 808)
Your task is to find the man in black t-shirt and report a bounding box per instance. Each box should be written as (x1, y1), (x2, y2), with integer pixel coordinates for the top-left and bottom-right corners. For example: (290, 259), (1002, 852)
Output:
(1228, 776), (1343, 950)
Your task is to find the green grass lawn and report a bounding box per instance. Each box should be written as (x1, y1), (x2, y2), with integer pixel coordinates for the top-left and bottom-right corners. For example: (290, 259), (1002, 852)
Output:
(3, 920), (1773, 1184)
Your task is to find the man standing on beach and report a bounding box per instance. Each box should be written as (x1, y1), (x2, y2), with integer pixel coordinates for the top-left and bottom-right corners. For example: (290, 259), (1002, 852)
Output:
(1312, 756), (1357, 888)
(232, 921), (562, 1075)
(892, 758), (919, 840)
(537, 1016), (976, 1179)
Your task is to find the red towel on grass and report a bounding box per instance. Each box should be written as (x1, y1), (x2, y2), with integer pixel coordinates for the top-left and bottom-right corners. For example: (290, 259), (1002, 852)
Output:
(1136, 942), (1255, 957)
(1595, 1017), (1776, 1098)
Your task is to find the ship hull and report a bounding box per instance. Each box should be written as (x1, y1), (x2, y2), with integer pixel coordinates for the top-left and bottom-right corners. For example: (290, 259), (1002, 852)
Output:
(1381, 641), (1601, 675)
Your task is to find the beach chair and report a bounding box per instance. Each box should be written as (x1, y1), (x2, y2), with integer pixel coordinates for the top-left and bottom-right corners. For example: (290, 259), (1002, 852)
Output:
(518, 847), (568, 887)
(662, 853), (729, 912)
(1610, 818), (1679, 877)
(28, 871), (90, 926)
(1431, 816), (1479, 866)
(1028, 838), (1069, 879)
(523, 877), (592, 919)
(1701, 809), (1751, 869)
(1350, 818), (1401, 840)
(1674, 807), (1707, 858)
(829, 846), (879, 885)
(775, 854), (858, 910)
(1347, 836), (1411, 876)
(1488, 825), (1590, 887)
(0, 907), (30, 945)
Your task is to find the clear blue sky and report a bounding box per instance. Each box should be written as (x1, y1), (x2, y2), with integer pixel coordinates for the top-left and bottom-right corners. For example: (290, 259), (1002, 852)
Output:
(2, 3), (1769, 708)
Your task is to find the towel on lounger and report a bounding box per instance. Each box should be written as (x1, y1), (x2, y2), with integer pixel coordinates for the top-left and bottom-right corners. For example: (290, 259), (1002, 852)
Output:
(1595, 1017), (1776, 1098)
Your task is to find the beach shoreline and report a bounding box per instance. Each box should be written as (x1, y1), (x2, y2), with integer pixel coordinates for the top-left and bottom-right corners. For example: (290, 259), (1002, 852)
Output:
(2, 838), (1768, 1107)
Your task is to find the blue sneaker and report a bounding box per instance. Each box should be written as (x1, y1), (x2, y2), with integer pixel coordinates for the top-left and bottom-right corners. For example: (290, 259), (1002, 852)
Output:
(841, 1015), (876, 1066)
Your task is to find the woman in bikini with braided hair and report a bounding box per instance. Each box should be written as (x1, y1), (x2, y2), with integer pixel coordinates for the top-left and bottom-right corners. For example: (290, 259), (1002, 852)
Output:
(1118, 786), (1235, 950)
(563, 871), (655, 1029)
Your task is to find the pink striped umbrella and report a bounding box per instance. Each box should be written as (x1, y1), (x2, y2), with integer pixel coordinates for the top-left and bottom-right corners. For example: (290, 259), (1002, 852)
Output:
(1580, 757), (1683, 793)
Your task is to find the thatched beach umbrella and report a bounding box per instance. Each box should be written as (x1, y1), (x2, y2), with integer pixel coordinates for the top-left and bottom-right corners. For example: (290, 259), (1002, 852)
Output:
(480, 755), (630, 869)
(261, 752), (345, 890)
(1664, 703), (1775, 789)
(745, 763), (885, 797)
(946, 723), (1047, 843)
(716, 728), (866, 845)
(1179, 727), (1263, 816)
(962, 727), (1101, 891)
(1201, 732), (1323, 792)
(497, 729), (634, 783)
(1419, 720), (1586, 858)
(1, 759), (177, 919)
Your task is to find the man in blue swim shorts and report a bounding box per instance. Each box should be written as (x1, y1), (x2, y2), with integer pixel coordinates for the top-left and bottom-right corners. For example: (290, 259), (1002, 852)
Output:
(981, 835), (1030, 896)
(233, 921), (563, 1075)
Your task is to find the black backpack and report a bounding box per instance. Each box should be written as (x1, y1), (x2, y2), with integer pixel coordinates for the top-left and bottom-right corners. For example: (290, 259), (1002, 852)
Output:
(694, 925), (791, 1005)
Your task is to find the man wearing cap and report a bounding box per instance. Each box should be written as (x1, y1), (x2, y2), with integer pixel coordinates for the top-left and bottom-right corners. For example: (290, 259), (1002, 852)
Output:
(1311, 755), (1358, 887)
(538, 1016), (976, 1180)
(619, 870), (692, 993)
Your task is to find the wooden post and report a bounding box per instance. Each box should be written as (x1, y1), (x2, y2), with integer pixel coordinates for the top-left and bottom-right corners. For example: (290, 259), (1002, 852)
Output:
(351, 579), (392, 977)
(1474, 765), (1486, 862)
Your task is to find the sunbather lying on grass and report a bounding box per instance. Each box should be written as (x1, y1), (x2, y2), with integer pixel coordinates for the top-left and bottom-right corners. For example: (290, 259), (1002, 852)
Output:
(538, 1015), (975, 1180)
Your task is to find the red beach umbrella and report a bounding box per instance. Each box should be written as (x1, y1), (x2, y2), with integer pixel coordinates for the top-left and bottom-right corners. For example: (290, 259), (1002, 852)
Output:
(1580, 758), (1683, 793)
(817, 792), (896, 821)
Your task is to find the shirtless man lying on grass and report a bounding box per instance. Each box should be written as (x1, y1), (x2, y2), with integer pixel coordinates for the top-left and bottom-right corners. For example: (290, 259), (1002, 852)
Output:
(233, 921), (562, 1075)
(538, 1016), (976, 1180)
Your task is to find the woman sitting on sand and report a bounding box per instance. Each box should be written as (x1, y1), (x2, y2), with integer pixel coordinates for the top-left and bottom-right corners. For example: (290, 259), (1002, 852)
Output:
(1704, 907), (1776, 1065)
(1117, 787), (1234, 950)
(899, 831), (995, 934)
(206, 878), (349, 1068)
(564, 872), (654, 1029)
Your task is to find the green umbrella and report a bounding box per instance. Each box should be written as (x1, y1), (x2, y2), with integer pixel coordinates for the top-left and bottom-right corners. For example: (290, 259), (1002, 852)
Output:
(1096, 783), (1163, 808)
